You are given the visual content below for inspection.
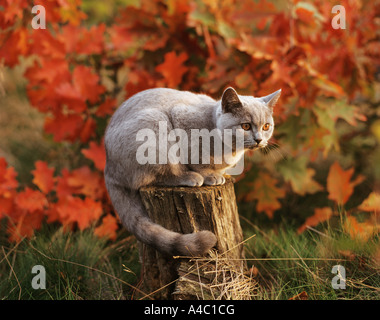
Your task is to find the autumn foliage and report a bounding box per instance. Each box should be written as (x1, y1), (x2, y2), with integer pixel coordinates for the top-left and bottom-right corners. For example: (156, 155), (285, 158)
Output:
(1, 0), (379, 243)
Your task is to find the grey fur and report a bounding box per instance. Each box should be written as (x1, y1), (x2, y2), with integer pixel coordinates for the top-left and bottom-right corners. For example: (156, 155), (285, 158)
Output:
(104, 87), (280, 256)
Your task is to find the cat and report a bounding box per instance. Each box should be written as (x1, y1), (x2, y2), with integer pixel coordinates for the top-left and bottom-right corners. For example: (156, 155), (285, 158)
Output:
(104, 87), (281, 256)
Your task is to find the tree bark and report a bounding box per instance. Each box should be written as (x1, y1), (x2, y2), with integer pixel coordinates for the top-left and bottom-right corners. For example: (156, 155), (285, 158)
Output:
(138, 179), (251, 300)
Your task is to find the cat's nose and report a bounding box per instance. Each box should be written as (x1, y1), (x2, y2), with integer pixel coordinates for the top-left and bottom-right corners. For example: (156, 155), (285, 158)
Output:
(255, 138), (262, 145)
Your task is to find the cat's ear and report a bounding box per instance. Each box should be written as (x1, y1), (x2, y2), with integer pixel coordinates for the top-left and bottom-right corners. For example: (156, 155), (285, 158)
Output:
(260, 89), (281, 109)
(221, 87), (242, 113)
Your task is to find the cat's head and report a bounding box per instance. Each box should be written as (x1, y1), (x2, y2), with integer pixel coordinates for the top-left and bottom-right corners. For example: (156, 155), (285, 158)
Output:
(216, 87), (281, 150)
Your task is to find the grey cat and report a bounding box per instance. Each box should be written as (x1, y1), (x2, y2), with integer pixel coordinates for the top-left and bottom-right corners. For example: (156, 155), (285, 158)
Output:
(104, 87), (280, 256)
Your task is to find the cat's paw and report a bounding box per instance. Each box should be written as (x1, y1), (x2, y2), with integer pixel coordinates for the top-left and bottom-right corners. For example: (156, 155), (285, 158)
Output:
(179, 171), (204, 187)
(203, 173), (226, 186)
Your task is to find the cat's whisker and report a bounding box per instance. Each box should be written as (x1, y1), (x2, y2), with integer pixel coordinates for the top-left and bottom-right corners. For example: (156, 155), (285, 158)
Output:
(259, 142), (287, 162)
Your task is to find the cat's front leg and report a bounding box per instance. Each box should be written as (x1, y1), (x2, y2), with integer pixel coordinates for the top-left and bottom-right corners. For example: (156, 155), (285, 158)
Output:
(157, 171), (204, 187)
(202, 172), (226, 186)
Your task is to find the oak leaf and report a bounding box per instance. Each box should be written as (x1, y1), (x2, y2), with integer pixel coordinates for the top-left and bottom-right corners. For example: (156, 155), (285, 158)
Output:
(81, 140), (106, 171)
(15, 188), (48, 213)
(72, 65), (105, 104)
(155, 51), (189, 88)
(277, 156), (323, 196)
(32, 161), (55, 194)
(0, 158), (18, 196)
(297, 207), (333, 234)
(344, 216), (379, 242)
(327, 162), (364, 205)
(244, 172), (285, 218)
(7, 210), (45, 242)
(44, 113), (83, 142)
(79, 116), (96, 143)
(55, 196), (102, 231)
(95, 98), (117, 117)
(66, 166), (104, 200)
(94, 214), (119, 241)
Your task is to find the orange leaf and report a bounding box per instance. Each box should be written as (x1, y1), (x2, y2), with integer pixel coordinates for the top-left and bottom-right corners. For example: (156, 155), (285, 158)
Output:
(66, 166), (104, 200)
(297, 207), (333, 234)
(55, 166), (105, 200)
(245, 172), (285, 218)
(73, 65), (105, 104)
(358, 192), (380, 213)
(79, 117), (97, 143)
(44, 113), (83, 142)
(0, 27), (29, 66)
(32, 161), (55, 194)
(344, 216), (379, 242)
(289, 291), (308, 300)
(55, 168), (78, 199)
(60, 24), (105, 55)
(327, 162), (364, 205)
(95, 98), (116, 117)
(7, 210), (44, 242)
(55, 82), (87, 113)
(155, 51), (189, 88)
(94, 214), (119, 241)
(0, 196), (14, 218)
(55, 196), (102, 230)
(0, 157), (18, 196)
(15, 188), (48, 213)
(295, 7), (314, 25)
(81, 140), (106, 171)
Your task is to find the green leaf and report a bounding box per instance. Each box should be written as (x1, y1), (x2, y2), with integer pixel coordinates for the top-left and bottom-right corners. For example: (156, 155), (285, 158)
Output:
(277, 156), (323, 196)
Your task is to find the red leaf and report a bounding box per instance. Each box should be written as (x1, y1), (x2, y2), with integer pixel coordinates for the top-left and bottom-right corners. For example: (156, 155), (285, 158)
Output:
(327, 162), (364, 205)
(0, 196), (14, 218)
(32, 161), (55, 194)
(44, 113), (83, 142)
(81, 140), (106, 171)
(95, 98), (117, 117)
(79, 117), (96, 143)
(55, 166), (105, 201)
(297, 207), (333, 234)
(55, 82), (87, 113)
(55, 196), (102, 230)
(295, 8), (315, 25)
(65, 166), (104, 200)
(7, 210), (44, 242)
(0, 27), (29, 66)
(94, 214), (119, 241)
(0, 158), (18, 196)
(155, 51), (189, 88)
(60, 24), (105, 55)
(73, 65), (105, 103)
(15, 188), (48, 213)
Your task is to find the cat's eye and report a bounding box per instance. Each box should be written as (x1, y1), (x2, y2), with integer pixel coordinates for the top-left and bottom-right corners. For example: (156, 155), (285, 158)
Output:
(262, 123), (270, 131)
(241, 123), (251, 131)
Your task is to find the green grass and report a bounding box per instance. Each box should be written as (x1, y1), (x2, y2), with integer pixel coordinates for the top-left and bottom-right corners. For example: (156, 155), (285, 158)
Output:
(0, 224), (141, 300)
(1, 219), (378, 300)
(243, 220), (380, 300)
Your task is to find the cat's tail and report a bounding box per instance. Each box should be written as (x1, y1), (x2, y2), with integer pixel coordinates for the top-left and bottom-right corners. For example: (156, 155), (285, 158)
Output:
(105, 181), (217, 256)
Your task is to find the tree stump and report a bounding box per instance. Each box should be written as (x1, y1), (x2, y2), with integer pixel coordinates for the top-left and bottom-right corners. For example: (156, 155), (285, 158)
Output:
(138, 179), (253, 300)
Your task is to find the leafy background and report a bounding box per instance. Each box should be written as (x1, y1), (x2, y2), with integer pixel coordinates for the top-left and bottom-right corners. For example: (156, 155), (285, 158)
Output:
(0, 0), (379, 299)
